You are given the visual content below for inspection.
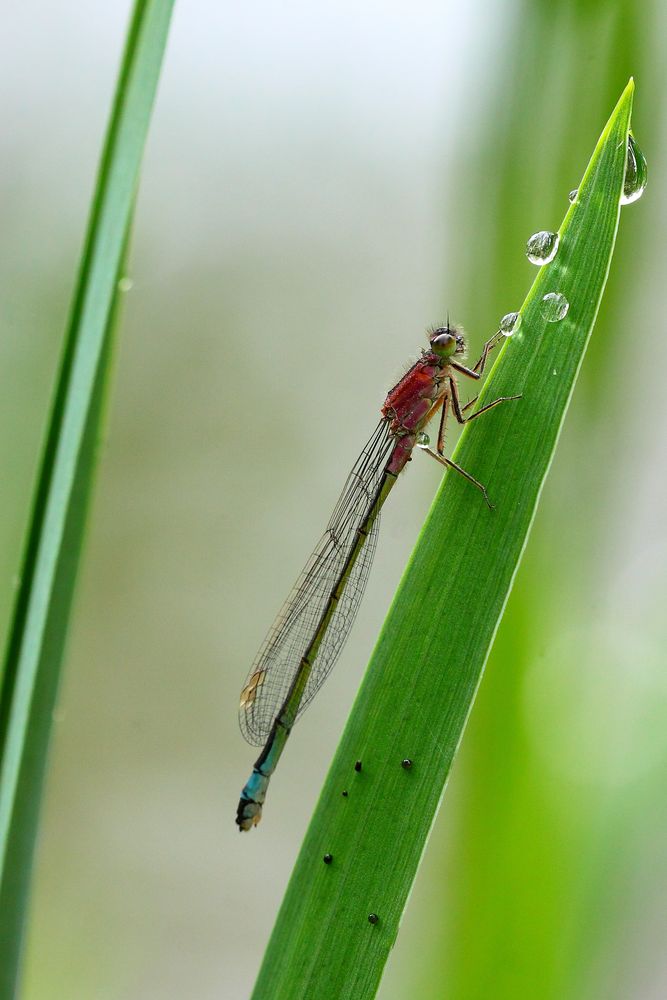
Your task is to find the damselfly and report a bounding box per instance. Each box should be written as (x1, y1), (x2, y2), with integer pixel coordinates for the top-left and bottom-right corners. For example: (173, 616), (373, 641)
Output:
(236, 323), (519, 830)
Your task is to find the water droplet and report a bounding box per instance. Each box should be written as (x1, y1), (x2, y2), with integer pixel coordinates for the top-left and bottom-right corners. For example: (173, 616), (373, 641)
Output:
(525, 230), (560, 265)
(540, 292), (569, 323)
(117, 276), (134, 292)
(568, 189), (578, 203)
(323, 853), (333, 865)
(341, 789), (348, 797)
(401, 758), (413, 769)
(499, 312), (522, 337)
(416, 432), (430, 448)
(368, 913), (379, 925)
(354, 760), (362, 773)
(621, 133), (647, 205)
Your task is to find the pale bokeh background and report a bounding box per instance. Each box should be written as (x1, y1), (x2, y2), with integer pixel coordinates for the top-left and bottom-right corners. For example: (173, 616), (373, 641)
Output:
(1, 2), (666, 998)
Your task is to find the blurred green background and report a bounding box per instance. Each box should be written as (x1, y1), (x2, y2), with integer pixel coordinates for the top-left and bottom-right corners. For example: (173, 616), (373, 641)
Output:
(1, 2), (665, 997)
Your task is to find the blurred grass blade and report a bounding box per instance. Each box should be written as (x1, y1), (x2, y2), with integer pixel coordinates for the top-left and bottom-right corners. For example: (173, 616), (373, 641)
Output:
(0, 2), (174, 993)
(252, 81), (634, 1000)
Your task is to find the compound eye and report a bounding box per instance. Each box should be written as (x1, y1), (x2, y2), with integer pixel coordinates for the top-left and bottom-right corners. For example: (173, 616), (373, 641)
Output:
(429, 331), (457, 360)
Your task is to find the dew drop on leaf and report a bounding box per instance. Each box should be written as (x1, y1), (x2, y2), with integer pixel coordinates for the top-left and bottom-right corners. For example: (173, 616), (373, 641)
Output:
(499, 311), (522, 336)
(540, 292), (569, 323)
(525, 230), (559, 265)
(621, 133), (647, 205)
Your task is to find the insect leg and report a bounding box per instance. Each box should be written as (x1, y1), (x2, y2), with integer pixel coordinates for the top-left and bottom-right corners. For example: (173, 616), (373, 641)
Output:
(449, 377), (521, 424)
(421, 447), (493, 509)
(471, 331), (505, 374)
(436, 393), (450, 456)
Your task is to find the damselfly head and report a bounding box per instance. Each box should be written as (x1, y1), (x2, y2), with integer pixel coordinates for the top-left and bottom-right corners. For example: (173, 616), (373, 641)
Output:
(428, 324), (465, 360)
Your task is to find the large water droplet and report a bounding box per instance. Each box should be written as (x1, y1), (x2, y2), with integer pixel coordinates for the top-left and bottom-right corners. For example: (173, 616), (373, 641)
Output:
(117, 276), (134, 292)
(525, 230), (559, 265)
(499, 311), (522, 336)
(417, 432), (430, 448)
(540, 292), (569, 323)
(568, 189), (578, 203)
(621, 133), (647, 205)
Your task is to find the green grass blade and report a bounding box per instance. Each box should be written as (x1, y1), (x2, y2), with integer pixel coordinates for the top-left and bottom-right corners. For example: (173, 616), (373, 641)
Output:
(252, 80), (635, 1000)
(0, 3), (174, 993)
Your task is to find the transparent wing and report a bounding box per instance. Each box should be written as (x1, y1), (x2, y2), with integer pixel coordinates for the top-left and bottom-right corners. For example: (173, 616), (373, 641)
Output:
(239, 420), (395, 745)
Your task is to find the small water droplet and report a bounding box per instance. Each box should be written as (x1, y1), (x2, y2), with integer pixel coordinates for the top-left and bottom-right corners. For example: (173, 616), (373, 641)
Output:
(401, 758), (413, 769)
(568, 189), (578, 203)
(621, 133), (647, 205)
(341, 790), (348, 797)
(540, 292), (569, 323)
(368, 913), (379, 925)
(354, 760), (362, 773)
(552, 370), (558, 376)
(416, 432), (430, 448)
(525, 230), (560, 265)
(117, 276), (134, 292)
(323, 853), (333, 865)
(499, 311), (522, 337)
